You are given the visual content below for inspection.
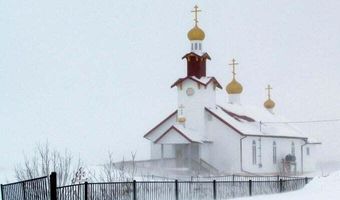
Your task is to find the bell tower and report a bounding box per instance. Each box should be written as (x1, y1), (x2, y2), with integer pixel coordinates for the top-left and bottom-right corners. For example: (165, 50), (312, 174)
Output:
(182, 5), (211, 78)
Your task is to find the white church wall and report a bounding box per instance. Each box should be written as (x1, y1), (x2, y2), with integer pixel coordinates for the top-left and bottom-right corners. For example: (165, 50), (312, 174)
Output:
(177, 79), (216, 136)
(302, 144), (319, 173)
(242, 136), (305, 174)
(150, 143), (161, 159)
(155, 129), (191, 144)
(150, 143), (175, 159)
(204, 111), (241, 173)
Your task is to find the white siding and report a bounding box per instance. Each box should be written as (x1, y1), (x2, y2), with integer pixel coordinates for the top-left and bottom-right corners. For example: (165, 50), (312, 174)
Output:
(204, 111), (241, 173)
(242, 136), (305, 174)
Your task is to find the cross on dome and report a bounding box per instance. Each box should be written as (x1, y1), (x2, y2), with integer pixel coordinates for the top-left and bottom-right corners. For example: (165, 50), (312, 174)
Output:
(264, 84), (275, 109)
(179, 104), (185, 115)
(266, 84), (273, 99)
(229, 58), (239, 79)
(187, 5), (205, 41)
(191, 5), (202, 26)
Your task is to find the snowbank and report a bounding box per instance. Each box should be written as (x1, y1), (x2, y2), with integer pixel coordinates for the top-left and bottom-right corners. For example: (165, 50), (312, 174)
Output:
(239, 171), (340, 200)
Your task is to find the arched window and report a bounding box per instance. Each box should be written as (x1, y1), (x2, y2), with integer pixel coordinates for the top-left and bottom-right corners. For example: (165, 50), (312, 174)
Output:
(199, 43), (202, 50)
(195, 43), (198, 50)
(252, 140), (257, 165)
(273, 141), (277, 164)
(191, 43), (193, 51)
(306, 147), (310, 156)
(291, 142), (295, 155)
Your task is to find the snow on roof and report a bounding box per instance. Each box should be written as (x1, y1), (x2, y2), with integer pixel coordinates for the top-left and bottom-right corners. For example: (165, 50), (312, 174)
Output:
(171, 76), (222, 89)
(206, 104), (312, 140)
(182, 52), (211, 59)
(155, 125), (209, 144)
(173, 125), (211, 143)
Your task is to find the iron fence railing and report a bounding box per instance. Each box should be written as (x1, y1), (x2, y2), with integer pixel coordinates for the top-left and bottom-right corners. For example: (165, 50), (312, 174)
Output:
(1, 176), (49, 200)
(54, 178), (311, 200)
(1, 172), (312, 200)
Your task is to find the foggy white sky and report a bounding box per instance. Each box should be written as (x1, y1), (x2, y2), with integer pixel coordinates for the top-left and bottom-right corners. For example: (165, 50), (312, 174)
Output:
(1, 0), (340, 182)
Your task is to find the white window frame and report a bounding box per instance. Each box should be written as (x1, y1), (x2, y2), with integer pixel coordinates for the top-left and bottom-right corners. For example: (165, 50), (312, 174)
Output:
(252, 140), (257, 165)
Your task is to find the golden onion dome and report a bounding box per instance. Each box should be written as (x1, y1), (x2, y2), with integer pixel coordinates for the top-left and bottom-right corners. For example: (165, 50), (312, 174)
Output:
(264, 98), (275, 109)
(226, 78), (243, 94)
(177, 116), (186, 123)
(187, 25), (205, 41)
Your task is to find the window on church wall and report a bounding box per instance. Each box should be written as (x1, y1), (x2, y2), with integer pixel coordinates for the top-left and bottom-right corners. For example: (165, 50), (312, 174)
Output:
(273, 141), (277, 164)
(199, 43), (202, 50)
(252, 140), (257, 165)
(306, 147), (310, 156)
(291, 142), (295, 155)
(195, 43), (198, 50)
(191, 43), (193, 51)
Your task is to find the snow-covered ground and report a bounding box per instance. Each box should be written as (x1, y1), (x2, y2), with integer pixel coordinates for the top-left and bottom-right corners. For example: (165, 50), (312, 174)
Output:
(239, 171), (340, 200)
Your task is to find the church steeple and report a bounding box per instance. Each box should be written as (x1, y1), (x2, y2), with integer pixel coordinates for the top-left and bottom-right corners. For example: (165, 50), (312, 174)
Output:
(182, 5), (210, 78)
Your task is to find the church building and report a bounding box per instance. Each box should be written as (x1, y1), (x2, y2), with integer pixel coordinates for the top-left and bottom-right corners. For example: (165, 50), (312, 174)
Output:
(143, 6), (321, 176)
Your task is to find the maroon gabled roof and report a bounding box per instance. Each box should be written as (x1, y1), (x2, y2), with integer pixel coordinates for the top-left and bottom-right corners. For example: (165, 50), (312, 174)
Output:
(182, 52), (211, 60)
(170, 76), (222, 89)
(205, 108), (245, 135)
(218, 105), (255, 122)
(205, 107), (308, 140)
(144, 111), (177, 138)
(154, 125), (194, 143)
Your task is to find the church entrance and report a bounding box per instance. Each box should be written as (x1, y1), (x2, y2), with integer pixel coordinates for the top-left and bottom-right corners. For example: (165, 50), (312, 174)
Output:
(174, 144), (199, 168)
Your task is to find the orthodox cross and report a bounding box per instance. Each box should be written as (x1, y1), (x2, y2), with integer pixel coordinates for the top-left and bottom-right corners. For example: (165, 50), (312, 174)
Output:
(179, 104), (185, 115)
(191, 5), (201, 26)
(229, 58), (239, 79)
(266, 85), (273, 99)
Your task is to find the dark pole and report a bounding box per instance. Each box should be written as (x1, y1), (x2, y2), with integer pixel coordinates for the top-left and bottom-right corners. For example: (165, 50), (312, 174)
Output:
(304, 177), (308, 184)
(213, 180), (217, 200)
(249, 180), (252, 196)
(133, 180), (137, 200)
(279, 179), (283, 193)
(22, 181), (26, 200)
(50, 172), (57, 200)
(1, 184), (4, 200)
(84, 182), (88, 200)
(175, 180), (178, 200)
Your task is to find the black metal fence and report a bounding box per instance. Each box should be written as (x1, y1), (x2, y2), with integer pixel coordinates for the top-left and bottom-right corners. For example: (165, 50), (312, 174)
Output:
(0, 176), (49, 200)
(1, 173), (312, 200)
(54, 177), (311, 200)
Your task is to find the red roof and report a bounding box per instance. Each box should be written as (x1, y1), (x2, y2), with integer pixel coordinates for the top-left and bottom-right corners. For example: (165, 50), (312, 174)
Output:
(143, 111), (177, 138)
(154, 126), (194, 143)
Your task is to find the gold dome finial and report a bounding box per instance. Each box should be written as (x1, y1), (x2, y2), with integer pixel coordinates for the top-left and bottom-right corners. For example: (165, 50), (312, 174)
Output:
(177, 104), (186, 123)
(187, 5), (205, 41)
(226, 58), (243, 94)
(264, 85), (275, 109)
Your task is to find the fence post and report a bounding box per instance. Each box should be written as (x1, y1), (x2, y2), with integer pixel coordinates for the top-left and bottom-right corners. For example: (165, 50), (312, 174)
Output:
(248, 180), (252, 196)
(22, 181), (26, 200)
(133, 180), (137, 200)
(175, 180), (178, 200)
(304, 177), (308, 184)
(84, 182), (88, 200)
(50, 172), (57, 200)
(213, 180), (216, 199)
(279, 179), (283, 193)
(1, 184), (4, 200)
